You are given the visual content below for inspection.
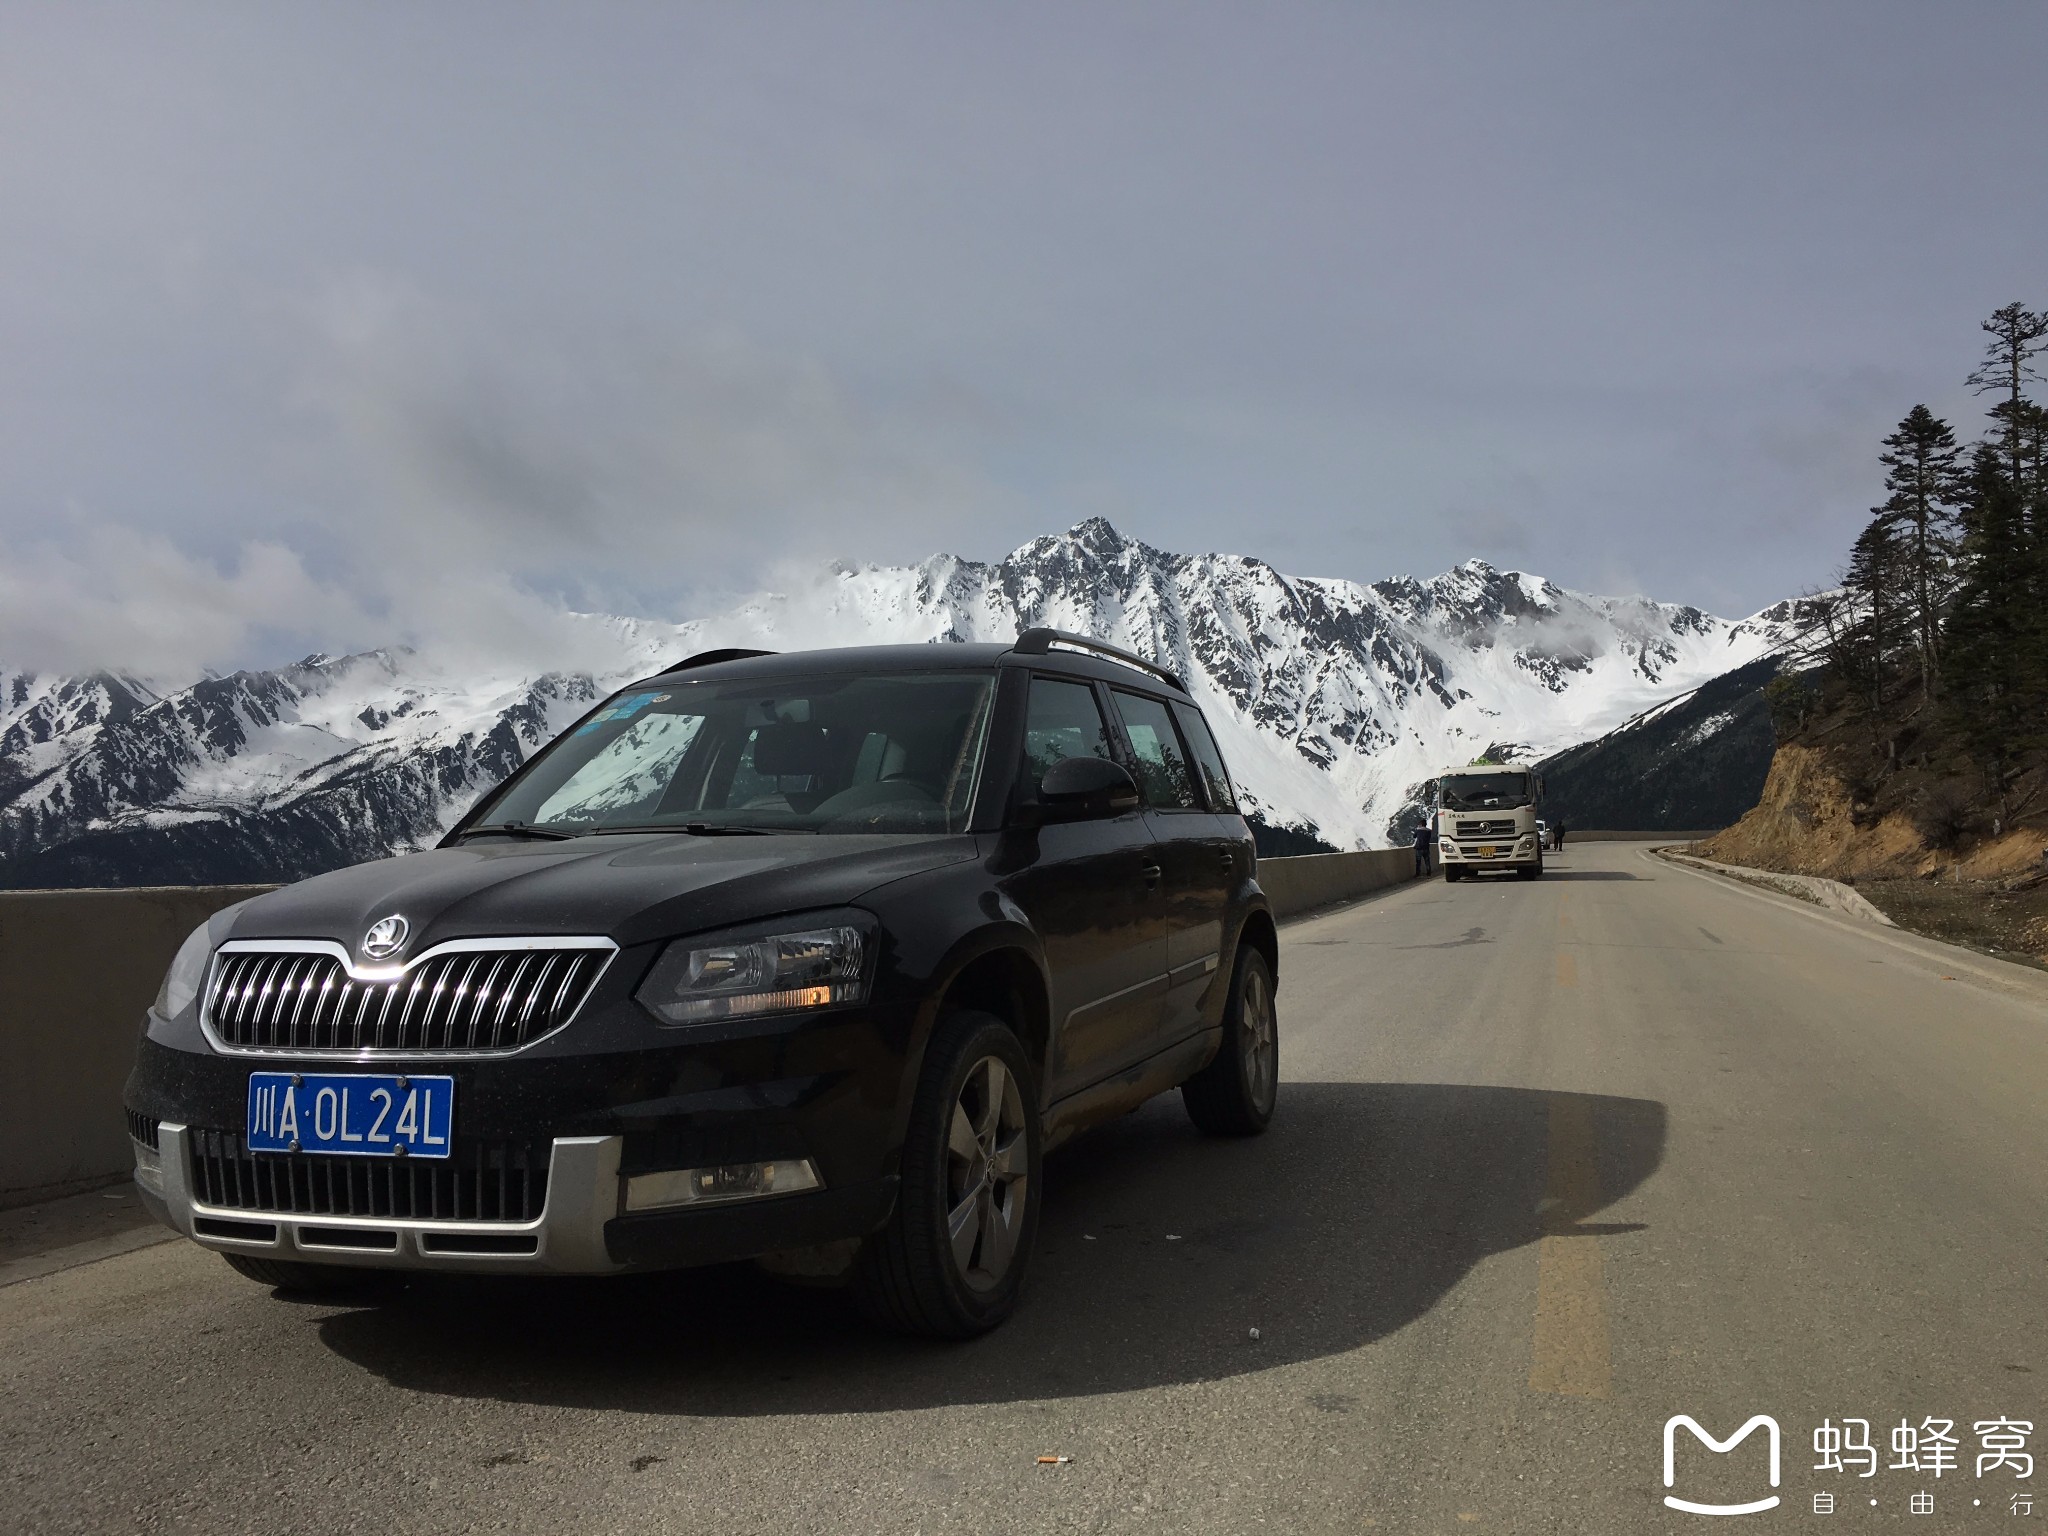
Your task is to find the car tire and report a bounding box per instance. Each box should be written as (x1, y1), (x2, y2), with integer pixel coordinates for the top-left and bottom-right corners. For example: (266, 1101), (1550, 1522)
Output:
(1520, 857), (1542, 881)
(219, 1253), (393, 1294)
(1444, 865), (1462, 882)
(853, 1010), (1042, 1339)
(1182, 946), (1278, 1137)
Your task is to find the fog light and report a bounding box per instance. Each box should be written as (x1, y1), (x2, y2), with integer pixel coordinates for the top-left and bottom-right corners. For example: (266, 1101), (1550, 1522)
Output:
(624, 1159), (822, 1213)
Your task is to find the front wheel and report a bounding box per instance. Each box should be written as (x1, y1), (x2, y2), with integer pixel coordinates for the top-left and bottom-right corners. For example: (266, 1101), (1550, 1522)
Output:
(1182, 947), (1278, 1136)
(854, 1011), (1041, 1338)
(1443, 864), (1462, 882)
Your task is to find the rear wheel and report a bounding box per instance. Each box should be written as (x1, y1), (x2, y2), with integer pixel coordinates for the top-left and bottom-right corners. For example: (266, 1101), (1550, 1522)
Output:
(854, 1011), (1041, 1338)
(220, 1253), (393, 1295)
(1182, 947), (1278, 1136)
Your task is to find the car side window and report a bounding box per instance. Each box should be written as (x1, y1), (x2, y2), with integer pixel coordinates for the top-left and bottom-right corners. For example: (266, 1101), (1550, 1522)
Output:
(1171, 702), (1238, 813)
(1111, 690), (1199, 810)
(1022, 677), (1117, 786)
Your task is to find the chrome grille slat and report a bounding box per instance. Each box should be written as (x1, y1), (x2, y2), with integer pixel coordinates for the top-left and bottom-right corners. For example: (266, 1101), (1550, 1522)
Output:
(519, 954), (562, 1034)
(249, 955), (285, 1024)
(548, 955), (587, 1023)
(285, 959), (320, 1036)
(393, 970), (431, 1050)
(489, 954), (536, 1049)
(466, 955), (511, 1048)
(204, 943), (609, 1054)
(1453, 818), (1519, 839)
(371, 974), (403, 1048)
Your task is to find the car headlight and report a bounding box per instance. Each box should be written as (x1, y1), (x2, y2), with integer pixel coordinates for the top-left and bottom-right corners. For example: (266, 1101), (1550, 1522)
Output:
(154, 921), (214, 1020)
(637, 921), (870, 1025)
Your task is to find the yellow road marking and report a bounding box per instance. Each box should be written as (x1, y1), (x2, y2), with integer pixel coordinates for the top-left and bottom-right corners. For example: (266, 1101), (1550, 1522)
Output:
(1528, 1093), (1613, 1398)
(1556, 951), (1578, 987)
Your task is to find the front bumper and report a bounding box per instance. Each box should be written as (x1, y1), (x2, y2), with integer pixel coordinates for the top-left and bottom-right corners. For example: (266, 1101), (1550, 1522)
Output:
(1440, 837), (1539, 867)
(134, 1125), (898, 1275)
(137, 1125), (624, 1273)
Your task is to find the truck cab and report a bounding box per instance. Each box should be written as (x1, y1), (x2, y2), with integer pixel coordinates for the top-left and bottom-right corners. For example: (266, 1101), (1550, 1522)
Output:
(1433, 763), (1544, 881)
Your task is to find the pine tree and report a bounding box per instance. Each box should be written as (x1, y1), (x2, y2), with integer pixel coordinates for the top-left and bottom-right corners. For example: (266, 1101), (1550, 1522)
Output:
(1841, 512), (1910, 713)
(1874, 405), (1960, 701)
(1943, 444), (2040, 809)
(1964, 302), (2048, 487)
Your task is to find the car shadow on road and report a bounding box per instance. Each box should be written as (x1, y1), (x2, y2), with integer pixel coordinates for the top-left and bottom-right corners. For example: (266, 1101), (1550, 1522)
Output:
(315, 1082), (1664, 1415)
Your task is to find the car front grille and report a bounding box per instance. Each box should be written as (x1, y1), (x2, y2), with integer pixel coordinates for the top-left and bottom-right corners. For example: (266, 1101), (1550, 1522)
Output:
(1454, 819), (1519, 839)
(187, 1128), (552, 1223)
(205, 945), (609, 1053)
(126, 1110), (161, 1152)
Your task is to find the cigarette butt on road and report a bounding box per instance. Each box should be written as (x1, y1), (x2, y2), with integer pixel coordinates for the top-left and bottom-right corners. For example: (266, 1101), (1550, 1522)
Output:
(1037, 1455), (1072, 1465)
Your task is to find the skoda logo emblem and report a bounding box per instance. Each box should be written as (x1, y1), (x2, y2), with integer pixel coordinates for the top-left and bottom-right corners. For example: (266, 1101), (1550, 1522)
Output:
(361, 914), (410, 960)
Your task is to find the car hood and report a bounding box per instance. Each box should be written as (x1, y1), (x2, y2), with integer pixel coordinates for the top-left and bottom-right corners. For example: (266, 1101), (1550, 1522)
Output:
(228, 833), (980, 957)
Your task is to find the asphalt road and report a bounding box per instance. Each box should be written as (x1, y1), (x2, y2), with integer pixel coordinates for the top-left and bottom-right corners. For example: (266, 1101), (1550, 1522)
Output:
(5, 843), (2046, 1534)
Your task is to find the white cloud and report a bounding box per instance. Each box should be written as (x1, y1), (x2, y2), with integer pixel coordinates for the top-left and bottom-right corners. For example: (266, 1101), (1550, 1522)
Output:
(0, 527), (373, 682)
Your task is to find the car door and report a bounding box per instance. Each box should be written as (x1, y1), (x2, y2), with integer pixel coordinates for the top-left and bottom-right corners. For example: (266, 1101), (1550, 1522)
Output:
(998, 675), (1169, 1101)
(1109, 688), (1232, 1048)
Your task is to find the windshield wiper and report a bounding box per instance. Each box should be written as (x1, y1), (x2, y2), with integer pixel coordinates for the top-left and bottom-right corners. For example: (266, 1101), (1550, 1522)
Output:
(456, 821), (581, 842)
(591, 821), (799, 837)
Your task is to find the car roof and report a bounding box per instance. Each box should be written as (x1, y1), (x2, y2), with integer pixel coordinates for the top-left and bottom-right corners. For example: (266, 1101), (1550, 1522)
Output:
(631, 639), (1190, 697)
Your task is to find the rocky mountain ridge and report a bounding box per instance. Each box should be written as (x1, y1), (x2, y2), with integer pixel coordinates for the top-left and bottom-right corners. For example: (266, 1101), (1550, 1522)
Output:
(1, 519), (1814, 886)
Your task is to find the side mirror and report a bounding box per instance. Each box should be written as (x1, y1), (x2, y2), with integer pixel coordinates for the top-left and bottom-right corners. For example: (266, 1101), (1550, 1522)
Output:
(1034, 755), (1139, 823)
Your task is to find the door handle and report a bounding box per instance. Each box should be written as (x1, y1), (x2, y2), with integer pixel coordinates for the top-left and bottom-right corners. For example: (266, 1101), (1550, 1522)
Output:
(1141, 863), (1163, 887)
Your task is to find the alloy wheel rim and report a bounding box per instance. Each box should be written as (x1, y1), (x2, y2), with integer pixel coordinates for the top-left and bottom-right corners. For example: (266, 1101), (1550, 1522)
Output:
(1240, 967), (1277, 1112)
(944, 1056), (1029, 1292)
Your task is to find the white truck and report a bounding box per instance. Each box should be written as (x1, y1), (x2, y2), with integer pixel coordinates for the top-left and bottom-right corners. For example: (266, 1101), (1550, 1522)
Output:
(1433, 763), (1544, 881)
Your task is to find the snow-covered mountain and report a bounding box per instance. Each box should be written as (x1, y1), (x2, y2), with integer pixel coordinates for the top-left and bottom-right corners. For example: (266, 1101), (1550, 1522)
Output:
(0, 519), (1819, 886)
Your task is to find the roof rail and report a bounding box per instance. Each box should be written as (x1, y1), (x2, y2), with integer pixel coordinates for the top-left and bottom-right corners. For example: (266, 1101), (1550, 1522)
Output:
(666, 647), (776, 672)
(1010, 628), (1185, 692)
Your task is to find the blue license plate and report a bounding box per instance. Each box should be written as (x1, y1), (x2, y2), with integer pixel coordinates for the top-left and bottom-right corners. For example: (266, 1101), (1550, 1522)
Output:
(246, 1073), (454, 1158)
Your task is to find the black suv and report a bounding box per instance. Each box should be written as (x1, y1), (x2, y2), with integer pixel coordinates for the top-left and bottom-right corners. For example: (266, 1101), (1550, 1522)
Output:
(125, 631), (1278, 1336)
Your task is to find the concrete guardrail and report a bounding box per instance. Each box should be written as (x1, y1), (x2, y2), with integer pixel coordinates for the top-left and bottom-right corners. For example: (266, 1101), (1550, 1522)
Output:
(1562, 830), (1721, 843)
(0, 853), (1422, 1207)
(1257, 848), (1419, 920)
(1, 885), (273, 1207)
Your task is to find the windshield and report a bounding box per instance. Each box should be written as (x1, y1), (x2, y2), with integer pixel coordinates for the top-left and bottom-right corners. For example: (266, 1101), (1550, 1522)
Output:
(472, 670), (994, 836)
(1439, 771), (1533, 811)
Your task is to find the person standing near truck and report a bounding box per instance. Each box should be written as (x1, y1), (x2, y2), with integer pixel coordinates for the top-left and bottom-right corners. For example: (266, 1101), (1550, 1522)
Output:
(1554, 820), (1568, 850)
(1412, 818), (1434, 876)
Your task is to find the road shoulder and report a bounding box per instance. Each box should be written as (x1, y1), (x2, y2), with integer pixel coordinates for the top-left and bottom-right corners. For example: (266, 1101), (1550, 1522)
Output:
(1648, 844), (2048, 1004)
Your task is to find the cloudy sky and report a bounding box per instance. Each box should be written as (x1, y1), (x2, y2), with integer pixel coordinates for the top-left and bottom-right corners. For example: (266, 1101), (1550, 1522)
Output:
(3, 3), (2044, 676)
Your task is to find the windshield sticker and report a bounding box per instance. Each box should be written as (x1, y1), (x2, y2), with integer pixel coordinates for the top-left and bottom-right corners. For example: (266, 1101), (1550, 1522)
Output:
(574, 692), (659, 734)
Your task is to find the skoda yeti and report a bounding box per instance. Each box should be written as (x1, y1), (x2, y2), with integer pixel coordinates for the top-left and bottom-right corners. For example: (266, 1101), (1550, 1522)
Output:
(125, 632), (1280, 1337)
